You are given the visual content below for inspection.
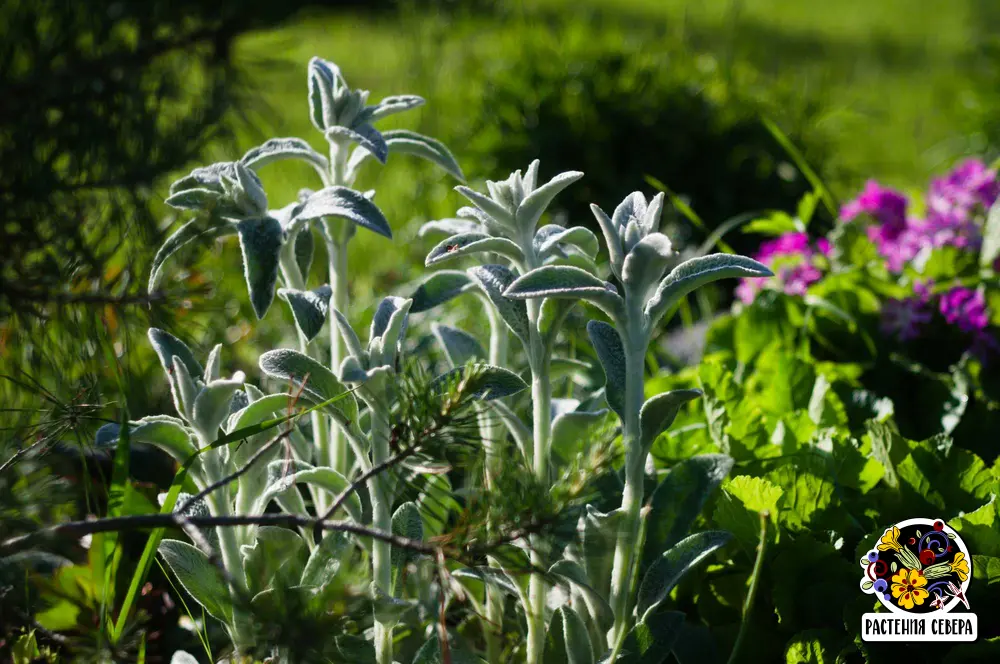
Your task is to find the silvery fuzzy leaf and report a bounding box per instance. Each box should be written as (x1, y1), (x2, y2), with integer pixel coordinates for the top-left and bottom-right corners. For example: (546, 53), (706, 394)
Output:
(590, 204), (625, 279)
(581, 505), (621, 600)
(645, 254), (773, 326)
(505, 266), (623, 320)
(623, 219), (643, 254)
(258, 349), (358, 425)
(372, 583), (415, 626)
(643, 455), (733, 568)
(537, 298), (576, 341)
(390, 501), (424, 576)
(536, 226), (600, 258)
(278, 285), (333, 342)
(148, 328), (203, 381)
(203, 344), (223, 383)
(244, 383), (266, 402)
(547, 559), (614, 631)
(192, 374), (246, 439)
(256, 460), (361, 523)
(635, 530), (731, 622)
(369, 296), (411, 349)
(234, 162), (269, 216)
(488, 400), (532, 461)
(639, 390), (702, 454)
(452, 566), (521, 597)
(94, 422), (121, 448)
(622, 233), (674, 302)
(164, 188), (218, 211)
(241, 526), (308, 596)
(148, 219), (236, 292)
(241, 137), (329, 173)
(368, 94), (425, 121)
(417, 218), (480, 238)
(432, 364), (527, 401)
(294, 226), (315, 278)
(456, 205), (493, 227)
(237, 217), (283, 319)
(325, 124), (388, 164)
(515, 170), (584, 234)
(544, 605), (594, 664)
(552, 408), (610, 466)
(130, 415), (198, 463)
(331, 310), (366, 360)
(425, 232), (522, 266)
(301, 531), (350, 588)
(455, 185), (514, 228)
(338, 355), (369, 384)
(410, 270), (475, 313)
(168, 162), (235, 196)
(170, 651), (200, 664)
(431, 323), (485, 368)
(171, 357), (199, 422)
(612, 191), (648, 230)
(522, 159), (540, 194)
(534, 224), (565, 249)
(227, 392), (294, 434)
(159, 540), (232, 623)
(294, 186), (392, 239)
(642, 192), (666, 234)
(586, 321), (626, 421)
(467, 265), (530, 345)
(308, 56), (340, 131)
(382, 129), (463, 181)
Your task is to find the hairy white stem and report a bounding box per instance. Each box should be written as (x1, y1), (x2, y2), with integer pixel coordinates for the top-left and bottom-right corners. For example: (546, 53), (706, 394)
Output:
(368, 397), (394, 664)
(484, 305), (508, 664)
(324, 139), (351, 477)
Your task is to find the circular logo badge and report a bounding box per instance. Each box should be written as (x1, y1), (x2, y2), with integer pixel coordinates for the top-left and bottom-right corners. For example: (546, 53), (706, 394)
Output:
(859, 517), (972, 614)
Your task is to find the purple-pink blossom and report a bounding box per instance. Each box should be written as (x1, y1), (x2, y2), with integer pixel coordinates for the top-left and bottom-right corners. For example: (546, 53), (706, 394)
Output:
(939, 287), (990, 333)
(881, 297), (932, 341)
(736, 232), (828, 304)
(840, 180), (908, 236)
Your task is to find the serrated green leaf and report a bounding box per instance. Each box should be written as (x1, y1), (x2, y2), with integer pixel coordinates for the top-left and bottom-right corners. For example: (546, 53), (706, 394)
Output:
(713, 476), (783, 554)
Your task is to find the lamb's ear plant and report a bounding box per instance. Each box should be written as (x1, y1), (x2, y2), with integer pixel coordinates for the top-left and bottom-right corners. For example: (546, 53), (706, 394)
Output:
(503, 191), (772, 659)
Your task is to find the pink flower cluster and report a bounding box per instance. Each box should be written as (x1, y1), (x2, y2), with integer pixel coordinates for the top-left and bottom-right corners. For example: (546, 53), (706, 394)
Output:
(840, 160), (1000, 272)
(735, 232), (830, 304)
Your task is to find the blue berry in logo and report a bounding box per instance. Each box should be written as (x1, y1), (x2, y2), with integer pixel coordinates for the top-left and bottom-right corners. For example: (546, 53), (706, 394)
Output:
(874, 579), (887, 593)
(867, 551), (879, 563)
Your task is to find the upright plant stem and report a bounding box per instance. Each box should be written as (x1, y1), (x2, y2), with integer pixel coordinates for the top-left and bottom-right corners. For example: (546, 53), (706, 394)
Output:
(525, 298), (552, 664)
(327, 236), (349, 474)
(607, 333), (647, 646)
(727, 512), (768, 664)
(484, 305), (508, 664)
(368, 395), (394, 664)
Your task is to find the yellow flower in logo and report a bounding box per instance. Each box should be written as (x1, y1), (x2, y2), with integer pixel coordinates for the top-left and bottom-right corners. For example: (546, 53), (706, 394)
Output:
(949, 552), (969, 582)
(891, 568), (929, 610)
(878, 526), (902, 552)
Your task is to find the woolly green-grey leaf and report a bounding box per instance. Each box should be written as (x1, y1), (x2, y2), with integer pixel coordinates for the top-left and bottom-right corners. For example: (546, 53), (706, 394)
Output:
(431, 323), (485, 368)
(552, 409), (610, 465)
(130, 416), (197, 463)
(370, 96), (425, 121)
(432, 364), (527, 400)
(158, 539), (231, 623)
(390, 502), (424, 575)
(148, 220), (235, 292)
(410, 270), (475, 313)
(548, 559), (614, 629)
(237, 217), (283, 319)
(300, 531), (350, 588)
(455, 185), (514, 227)
(591, 204), (626, 278)
(295, 186), (392, 239)
(544, 605), (594, 664)
(148, 328), (203, 380)
(452, 566), (521, 597)
(635, 530), (731, 621)
(418, 218), (480, 238)
(278, 285), (332, 342)
(536, 225), (600, 258)
(413, 635), (486, 664)
(227, 393), (295, 433)
(582, 505), (621, 600)
(258, 349), (358, 424)
(505, 265), (623, 318)
(468, 264), (530, 345)
(192, 375), (246, 438)
(622, 233), (674, 300)
(619, 611), (686, 664)
(643, 455), (733, 568)
(326, 124), (388, 164)
(516, 170), (584, 234)
(639, 390), (703, 453)
(370, 129), (465, 181)
(294, 226), (315, 278)
(425, 232), (523, 266)
(586, 321), (626, 421)
(241, 526), (308, 596)
(241, 137), (329, 173)
(645, 254), (772, 326)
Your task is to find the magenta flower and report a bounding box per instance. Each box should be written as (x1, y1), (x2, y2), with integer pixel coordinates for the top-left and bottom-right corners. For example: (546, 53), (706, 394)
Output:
(928, 159), (1000, 217)
(939, 287), (990, 333)
(736, 232), (827, 304)
(840, 180), (908, 236)
(881, 297), (932, 341)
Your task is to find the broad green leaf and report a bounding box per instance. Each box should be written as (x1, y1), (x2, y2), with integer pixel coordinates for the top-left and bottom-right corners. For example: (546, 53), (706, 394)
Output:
(236, 216), (283, 319)
(865, 419), (901, 490)
(419, 474), (460, 538)
(258, 349), (358, 424)
(294, 186), (392, 239)
(148, 220), (235, 292)
(241, 137), (329, 174)
(381, 129), (464, 181)
(468, 264), (530, 344)
(544, 605), (594, 664)
(620, 611), (685, 664)
(432, 324), (485, 368)
(425, 232), (523, 266)
(713, 476), (783, 554)
(300, 531), (350, 588)
(635, 531), (731, 621)
(191, 376), (246, 438)
(278, 285), (332, 342)
(552, 409), (610, 465)
(326, 124), (388, 163)
(505, 265), (623, 318)
(130, 416), (197, 463)
(241, 526), (308, 596)
(148, 328), (202, 380)
(586, 321), (626, 421)
(639, 390), (703, 453)
(432, 364), (528, 400)
(158, 540), (231, 623)
(548, 559), (614, 629)
(453, 567), (521, 597)
(581, 505), (621, 599)
(645, 254), (772, 326)
(410, 270), (475, 313)
(644, 455), (734, 567)
(516, 170), (584, 233)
